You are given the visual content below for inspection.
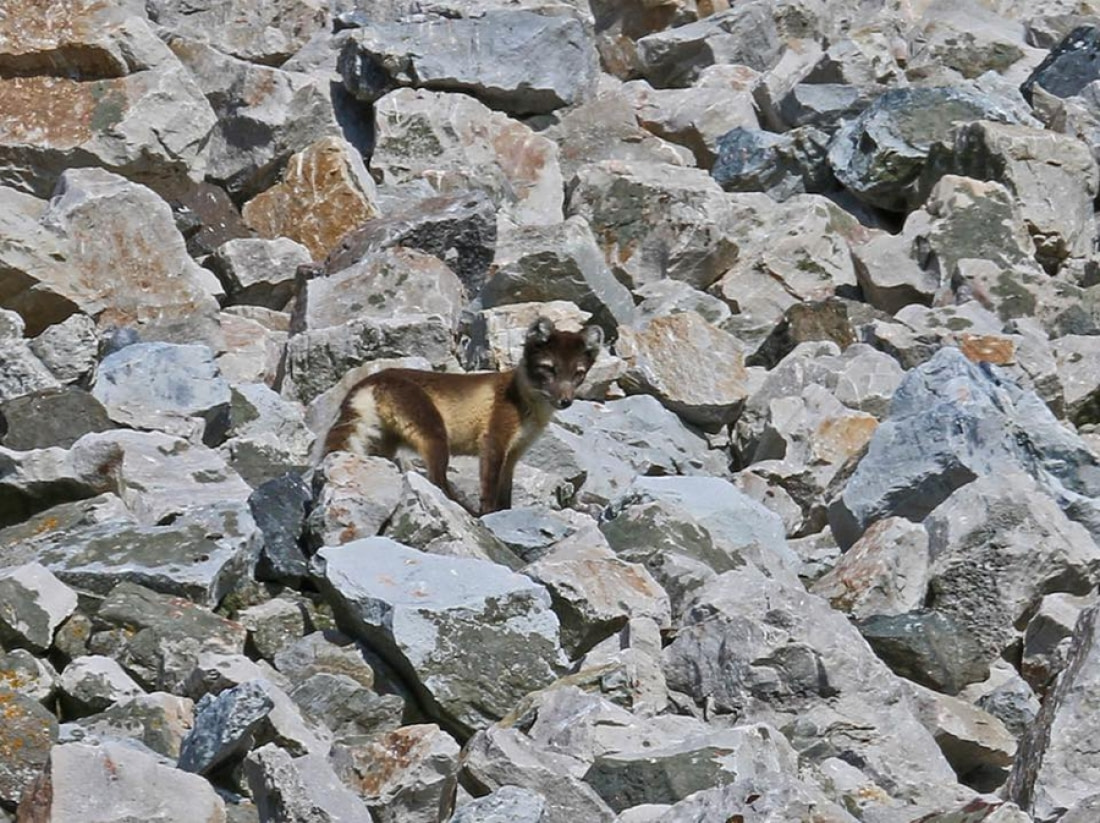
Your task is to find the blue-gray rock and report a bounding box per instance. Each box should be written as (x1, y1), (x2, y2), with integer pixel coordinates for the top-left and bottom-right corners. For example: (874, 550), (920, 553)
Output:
(778, 82), (871, 130)
(1021, 26), (1100, 102)
(604, 476), (800, 584)
(524, 396), (727, 509)
(452, 786), (547, 823)
(827, 85), (1035, 212)
(178, 680), (274, 775)
(710, 126), (832, 200)
(92, 342), (231, 445)
(315, 537), (566, 736)
(244, 743), (372, 822)
(829, 347), (1100, 549)
(481, 508), (583, 564)
(855, 610), (990, 695)
(653, 773), (858, 822)
(339, 11), (598, 116)
(0, 387), (115, 451)
(249, 473), (311, 584)
(23, 500), (261, 606)
(89, 581), (248, 692)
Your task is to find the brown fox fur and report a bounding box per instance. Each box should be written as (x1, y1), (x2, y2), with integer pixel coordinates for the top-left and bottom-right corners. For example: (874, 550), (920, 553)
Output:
(323, 317), (603, 514)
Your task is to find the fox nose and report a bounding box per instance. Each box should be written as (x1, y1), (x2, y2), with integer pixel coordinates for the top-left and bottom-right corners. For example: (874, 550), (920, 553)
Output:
(556, 396), (572, 409)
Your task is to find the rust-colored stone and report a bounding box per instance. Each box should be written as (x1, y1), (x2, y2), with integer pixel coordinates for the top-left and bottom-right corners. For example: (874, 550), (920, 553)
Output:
(958, 333), (1016, 366)
(242, 136), (379, 260)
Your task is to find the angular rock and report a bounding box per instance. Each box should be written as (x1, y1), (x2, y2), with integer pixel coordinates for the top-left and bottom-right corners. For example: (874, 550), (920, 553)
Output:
(0, 60), (217, 200)
(92, 342), (231, 443)
(451, 786), (548, 823)
(655, 772), (859, 822)
(827, 85), (1035, 212)
(179, 679), (274, 775)
(576, 617), (669, 716)
(289, 671), (405, 742)
(20, 499), (261, 605)
(566, 161), (738, 291)
(523, 521), (671, 657)
(244, 743), (372, 822)
(855, 610), (990, 695)
(924, 472), (1100, 664)
(372, 88), (564, 227)
(634, 3), (782, 88)
(27, 313), (98, 384)
(324, 190), (497, 297)
(88, 582), (248, 692)
(0, 323), (61, 404)
(907, 0), (1030, 81)
(906, 682), (1017, 791)
(248, 472), (311, 584)
(709, 194), (865, 348)
(0, 648), (57, 704)
(543, 83), (690, 180)
(75, 692), (195, 759)
(210, 237), (311, 311)
(747, 299), (858, 371)
(0, 562), (77, 653)
(481, 216), (635, 331)
(146, 0), (327, 66)
(339, 11), (598, 116)
(169, 36), (344, 201)
(662, 566), (962, 819)
(222, 383), (314, 485)
(316, 537), (566, 736)
(0, 687), (57, 807)
(1021, 25), (1100, 102)
(215, 310), (287, 391)
(923, 121), (1098, 273)
(623, 66), (760, 170)
(1053, 334), (1100, 426)
(1007, 604), (1100, 819)
(462, 726), (616, 823)
(603, 476), (800, 585)
(281, 313), (455, 404)
(1022, 592), (1097, 692)
(583, 722), (799, 812)
(295, 247), (466, 333)
(308, 452), (403, 548)
(243, 136), (380, 260)
(385, 472), (524, 568)
(336, 724), (460, 823)
(710, 125), (833, 199)
(56, 655), (144, 718)
(829, 347), (1100, 549)
(18, 740), (225, 822)
(36, 168), (223, 346)
(616, 312), (748, 431)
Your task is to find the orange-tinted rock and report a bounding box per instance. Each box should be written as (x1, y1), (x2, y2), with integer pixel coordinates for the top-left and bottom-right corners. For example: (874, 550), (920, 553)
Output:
(958, 333), (1016, 366)
(0, 0), (170, 79)
(0, 65), (216, 198)
(242, 136), (380, 260)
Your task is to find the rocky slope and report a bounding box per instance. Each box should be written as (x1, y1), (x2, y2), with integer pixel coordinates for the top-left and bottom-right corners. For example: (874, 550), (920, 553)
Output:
(3, 0), (1100, 821)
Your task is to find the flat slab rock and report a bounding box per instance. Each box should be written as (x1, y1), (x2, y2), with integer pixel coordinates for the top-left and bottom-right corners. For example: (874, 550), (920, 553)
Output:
(315, 537), (566, 736)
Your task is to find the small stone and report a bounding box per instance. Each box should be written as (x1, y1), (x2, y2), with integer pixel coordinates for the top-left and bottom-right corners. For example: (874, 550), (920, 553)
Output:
(56, 655), (144, 718)
(0, 561), (78, 652)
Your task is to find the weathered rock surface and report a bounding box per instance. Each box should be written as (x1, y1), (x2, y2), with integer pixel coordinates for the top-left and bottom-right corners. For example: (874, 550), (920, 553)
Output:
(316, 538), (566, 736)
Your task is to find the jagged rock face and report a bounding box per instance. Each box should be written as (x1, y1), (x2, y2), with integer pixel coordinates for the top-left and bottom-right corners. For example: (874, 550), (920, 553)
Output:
(5, 1), (1100, 821)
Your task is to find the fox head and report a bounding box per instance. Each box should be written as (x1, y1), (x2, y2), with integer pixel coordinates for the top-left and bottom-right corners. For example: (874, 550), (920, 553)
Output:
(521, 317), (603, 410)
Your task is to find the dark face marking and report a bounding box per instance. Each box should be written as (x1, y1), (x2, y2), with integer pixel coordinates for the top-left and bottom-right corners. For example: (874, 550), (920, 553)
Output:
(522, 322), (602, 410)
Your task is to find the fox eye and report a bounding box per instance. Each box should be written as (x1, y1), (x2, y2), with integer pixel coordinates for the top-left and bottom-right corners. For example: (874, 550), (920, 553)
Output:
(574, 367), (587, 381)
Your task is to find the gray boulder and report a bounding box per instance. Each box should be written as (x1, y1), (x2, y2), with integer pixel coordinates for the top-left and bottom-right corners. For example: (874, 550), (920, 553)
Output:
(0, 562), (77, 652)
(209, 237), (311, 311)
(27, 313), (98, 384)
(339, 11), (598, 116)
(452, 786), (548, 823)
(829, 347), (1100, 549)
(372, 88), (564, 227)
(315, 537), (566, 736)
(57, 655), (144, 718)
(178, 679), (275, 775)
(1007, 605), (1100, 821)
(827, 85), (1036, 212)
(566, 160), (738, 291)
(92, 342), (231, 444)
(480, 216), (635, 331)
(18, 740), (225, 822)
(245, 743), (373, 822)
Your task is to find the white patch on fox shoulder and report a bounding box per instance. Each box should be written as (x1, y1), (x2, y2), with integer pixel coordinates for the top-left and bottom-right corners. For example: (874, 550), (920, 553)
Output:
(346, 386), (383, 455)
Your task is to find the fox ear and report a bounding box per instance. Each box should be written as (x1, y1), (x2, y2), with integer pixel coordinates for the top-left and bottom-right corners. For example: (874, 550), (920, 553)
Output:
(582, 324), (604, 355)
(526, 316), (555, 345)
